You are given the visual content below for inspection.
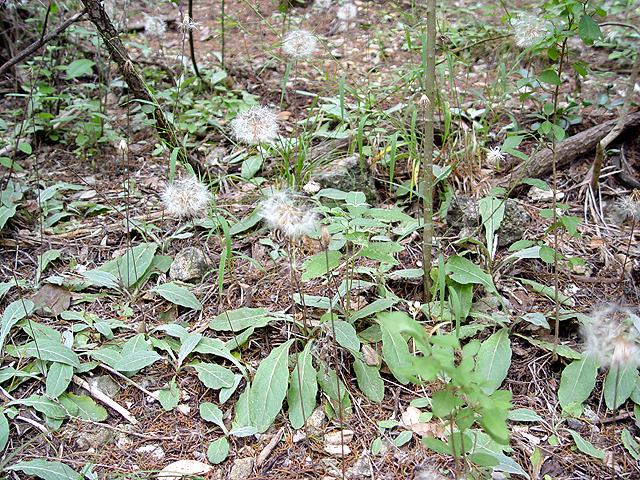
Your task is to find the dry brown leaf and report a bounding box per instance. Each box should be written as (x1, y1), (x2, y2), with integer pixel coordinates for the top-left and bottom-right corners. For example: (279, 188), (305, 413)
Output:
(32, 283), (71, 317)
(157, 460), (213, 480)
(361, 344), (379, 366)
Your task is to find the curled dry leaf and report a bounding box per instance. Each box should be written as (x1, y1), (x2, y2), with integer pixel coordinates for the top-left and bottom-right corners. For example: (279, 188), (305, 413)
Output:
(157, 460), (213, 480)
(32, 283), (71, 317)
(401, 406), (446, 439)
(361, 344), (380, 366)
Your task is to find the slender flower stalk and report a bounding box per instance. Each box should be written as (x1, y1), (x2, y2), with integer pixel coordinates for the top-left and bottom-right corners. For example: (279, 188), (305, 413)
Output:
(617, 189), (640, 289)
(161, 175), (211, 218)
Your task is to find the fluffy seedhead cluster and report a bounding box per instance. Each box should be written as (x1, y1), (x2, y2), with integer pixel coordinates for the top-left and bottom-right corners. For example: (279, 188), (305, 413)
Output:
(282, 30), (318, 60)
(336, 2), (357, 21)
(512, 13), (546, 48)
(486, 146), (504, 167)
(144, 15), (167, 37)
(259, 190), (318, 239)
(180, 14), (201, 33)
(618, 189), (640, 223)
(161, 175), (211, 218)
(582, 305), (640, 369)
(232, 106), (280, 145)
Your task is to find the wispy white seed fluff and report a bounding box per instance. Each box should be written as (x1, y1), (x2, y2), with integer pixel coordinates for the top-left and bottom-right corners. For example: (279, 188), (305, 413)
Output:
(618, 189), (640, 223)
(232, 105), (279, 145)
(282, 29), (318, 60)
(259, 190), (318, 239)
(512, 13), (546, 48)
(144, 15), (166, 37)
(162, 176), (211, 218)
(582, 305), (640, 369)
(486, 146), (504, 167)
(336, 2), (357, 21)
(315, 0), (332, 9)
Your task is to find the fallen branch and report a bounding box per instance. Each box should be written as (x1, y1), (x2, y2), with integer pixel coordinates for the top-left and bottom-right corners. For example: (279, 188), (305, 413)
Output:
(72, 375), (138, 425)
(498, 112), (640, 189)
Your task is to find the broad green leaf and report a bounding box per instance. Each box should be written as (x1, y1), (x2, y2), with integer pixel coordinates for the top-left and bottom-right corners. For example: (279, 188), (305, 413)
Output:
(378, 318), (412, 385)
(158, 378), (180, 411)
(152, 283), (202, 310)
(446, 256), (498, 296)
(6, 460), (81, 480)
(485, 453), (529, 479)
(113, 351), (162, 372)
(229, 210), (261, 236)
(0, 410), (8, 451)
(622, 428), (640, 461)
(508, 408), (543, 423)
(18, 340), (80, 368)
(353, 358), (384, 402)
(241, 155), (263, 179)
(177, 333), (202, 369)
(209, 307), (273, 331)
(97, 243), (157, 288)
(194, 363), (235, 389)
(8, 394), (67, 419)
(558, 355), (598, 409)
(82, 270), (121, 290)
(578, 14), (601, 45)
(566, 429), (605, 459)
(393, 430), (412, 447)
(422, 437), (453, 455)
(478, 196), (505, 260)
(200, 402), (228, 434)
(46, 362), (73, 399)
(207, 437), (229, 464)
(350, 297), (398, 322)
(331, 321), (360, 356)
(517, 334), (580, 360)
(89, 347), (122, 368)
(518, 312), (549, 329)
(36, 249), (61, 283)
(220, 374), (243, 404)
(538, 69), (561, 86)
(194, 338), (247, 375)
(121, 333), (149, 356)
(233, 385), (252, 428)
(249, 340), (293, 433)
(316, 364), (351, 414)
(1, 299), (34, 351)
(301, 250), (343, 281)
(371, 437), (382, 455)
(288, 341), (317, 429)
(475, 328), (512, 395)
(604, 364), (638, 410)
(66, 58), (96, 79)
(368, 208), (415, 223)
(58, 393), (107, 421)
(518, 278), (574, 306)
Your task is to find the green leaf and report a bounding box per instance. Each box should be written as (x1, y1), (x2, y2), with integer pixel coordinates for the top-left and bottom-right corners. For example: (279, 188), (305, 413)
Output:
(478, 196), (505, 260)
(316, 364), (351, 414)
(517, 278), (574, 306)
(508, 408), (543, 423)
(475, 328), (512, 395)
(36, 249), (61, 284)
(0, 410), (7, 451)
(45, 362), (73, 398)
(152, 282), (202, 310)
(58, 392), (107, 421)
(207, 437), (230, 464)
(622, 427), (640, 461)
(97, 243), (157, 288)
(82, 270), (121, 290)
(301, 250), (343, 282)
(249, 340), (293, 433)
(604, 364), (638, 410)
(18, 340), (80, 367)
(578, 14), (601, 45)
(209, 307), (274, 331)
(566, 428), (605, 459)
(368, 208), (415, 223)
(538, 69), (561, 86)
(1, 299), (34, 351)
(177, 333), (202, 369)
(194, 362), (235, 389)
(371, 437), (382, 455)
(220, 374), (243, 404)
(393, 430), (412, 447)
(113, 351), (162, 372)
(66, 58), (96, 79)
(0, 204), (17, 230)
(446, 256), (498, 296)
(6, 460), (81, 480)
(200, 402), (228, 434)
(241, 155), (263, 179)
(378, 315), (412, 384)
(353, 358), (384, 402)
(331, 321), (360, 356)
(8, 394), (67, 419)
(229, 210), (261, 236)
(558, 355), (598, 409)
(158, 377), (180, 411)
(422, 437), (453, 455)
(287, 341), (317, 429)
(350, 297), (398, 322)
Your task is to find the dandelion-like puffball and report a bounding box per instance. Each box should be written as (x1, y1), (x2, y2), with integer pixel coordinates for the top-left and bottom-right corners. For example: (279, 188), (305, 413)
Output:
(512, 13), (546, 48)
(315, 0), (332, 9)
(618, 189), (640, 223)
(336, 2), (357, 21)
(232, 106), (279, 145)
(162, 176), (211, 218)
(144, 15), (166, 37)
(282, 29), (318, 60)
(259, 190), (318, 239)
(582, 305), (640, 369)
(486, 146), (505, 167)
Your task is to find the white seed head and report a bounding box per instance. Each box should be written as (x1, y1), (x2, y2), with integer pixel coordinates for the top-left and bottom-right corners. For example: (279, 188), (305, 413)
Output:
(259, 190), (318, 239)
(117, 139), (128, 154)
(336, 2), (357, 21)
(144, 15), (166, 37)
(161, 176), (211, 218)
(582, 305), (640, 369)
(315, 0), (332, 9)
(617, 189), (640, 223)
(180, 13), (201, 33)
(303, 180), (321, 194)
(282, 29), (318, 60)
(486, 146), (505, 167)
(512, 13), (546, 48)
(232, 105), (279, 145)
(417, 94), (431, 109)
